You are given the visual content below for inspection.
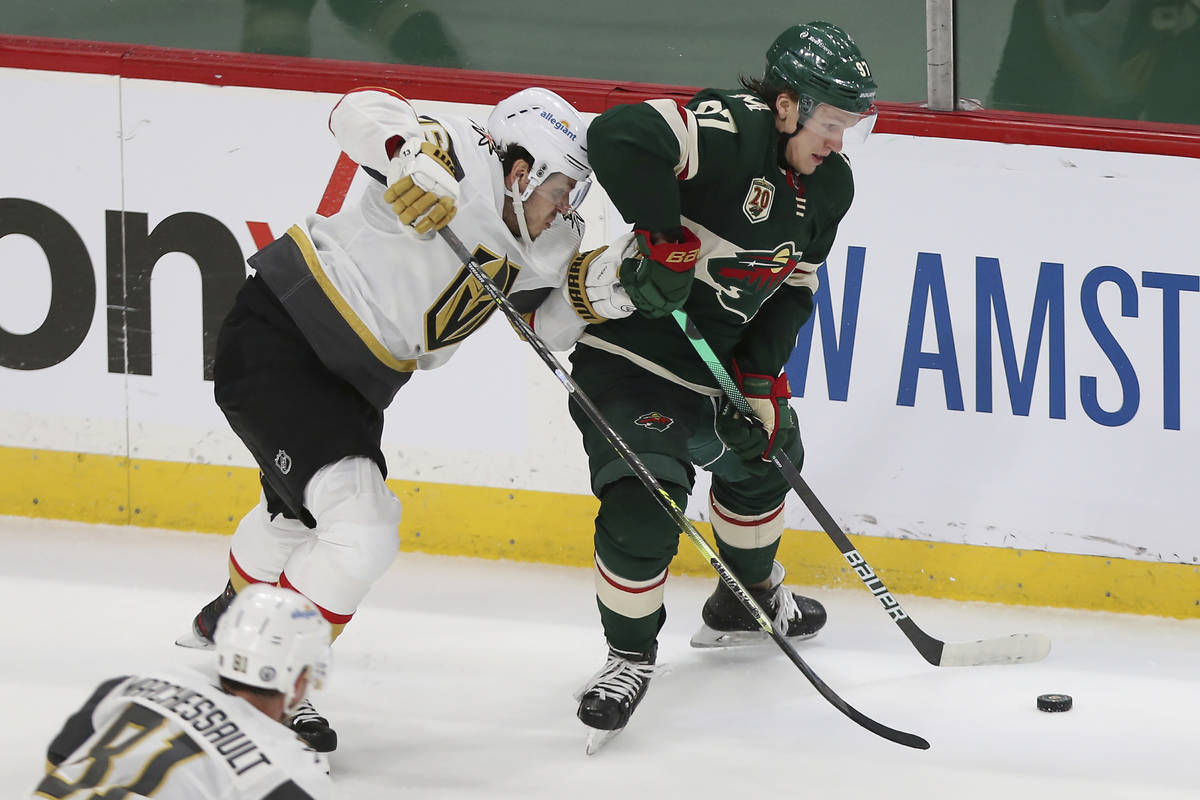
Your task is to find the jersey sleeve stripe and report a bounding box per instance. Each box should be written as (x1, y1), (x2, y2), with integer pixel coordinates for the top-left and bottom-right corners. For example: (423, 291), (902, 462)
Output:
(785, 261), (822, 292)
(644, 99), (700, 181)
(329, 88), (423, 174)
(327, 86), (410, 134)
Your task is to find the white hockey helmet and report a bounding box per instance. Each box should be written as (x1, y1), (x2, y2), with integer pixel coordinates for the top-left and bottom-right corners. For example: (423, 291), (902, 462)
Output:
(214, 584), (331, 711)
(487, 87), (592, 211)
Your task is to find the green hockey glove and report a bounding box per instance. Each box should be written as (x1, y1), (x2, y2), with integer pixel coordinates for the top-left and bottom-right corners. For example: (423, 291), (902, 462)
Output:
(715, 400), (774, 477)
(617, 227), (702, 318)
(718, 362), (798, 462)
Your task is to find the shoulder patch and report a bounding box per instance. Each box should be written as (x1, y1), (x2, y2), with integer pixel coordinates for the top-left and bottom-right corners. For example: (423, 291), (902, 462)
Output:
(742, 177), (775, 223)
(418, 116), (465, 181)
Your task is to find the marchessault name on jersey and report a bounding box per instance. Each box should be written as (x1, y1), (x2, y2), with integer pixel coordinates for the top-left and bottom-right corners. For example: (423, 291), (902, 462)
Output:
(120, 676), (273, 776)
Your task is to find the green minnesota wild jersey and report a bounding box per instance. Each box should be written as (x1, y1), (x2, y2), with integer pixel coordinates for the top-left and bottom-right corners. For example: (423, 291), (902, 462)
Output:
(581, 87), (855, 392)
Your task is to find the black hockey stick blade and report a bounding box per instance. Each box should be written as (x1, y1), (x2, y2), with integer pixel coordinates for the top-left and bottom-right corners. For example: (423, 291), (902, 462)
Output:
(670, 309), (1051, 668)
(697, 560), (928, 750)
(769, 627), (929, 750)
(786, 458), (1050, 667)
(436, 226), (929, 749)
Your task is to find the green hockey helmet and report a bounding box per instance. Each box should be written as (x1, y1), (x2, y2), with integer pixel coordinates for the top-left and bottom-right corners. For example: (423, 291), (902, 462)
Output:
(767, 21), (877, 114)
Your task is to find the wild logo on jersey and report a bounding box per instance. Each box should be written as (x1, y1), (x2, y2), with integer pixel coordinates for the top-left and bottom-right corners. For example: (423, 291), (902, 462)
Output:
(426, 247), (519, 350)
(704, 242), (801, 322)
(634, 411), (674, 431)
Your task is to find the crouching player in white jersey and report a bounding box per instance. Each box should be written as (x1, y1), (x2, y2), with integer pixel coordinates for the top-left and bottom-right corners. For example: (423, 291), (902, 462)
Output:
(177, 85), (635, 751)
(35, 585), (333, 800)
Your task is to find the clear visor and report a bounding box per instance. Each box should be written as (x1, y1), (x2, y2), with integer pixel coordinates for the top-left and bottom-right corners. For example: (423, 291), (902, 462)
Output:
(524, 171), (592, 214)
(799, 102), (878, 144)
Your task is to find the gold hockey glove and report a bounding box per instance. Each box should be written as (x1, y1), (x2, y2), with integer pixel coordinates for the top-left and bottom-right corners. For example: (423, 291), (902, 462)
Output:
(384, 139), (460, 236)
(564, 231), (638, 323)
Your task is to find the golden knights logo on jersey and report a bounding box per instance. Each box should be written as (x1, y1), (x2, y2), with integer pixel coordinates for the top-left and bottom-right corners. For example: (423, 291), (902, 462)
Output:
(471, 120), (498, 155)
(426, 247), (520, 350)
(704, 242), (801, 322)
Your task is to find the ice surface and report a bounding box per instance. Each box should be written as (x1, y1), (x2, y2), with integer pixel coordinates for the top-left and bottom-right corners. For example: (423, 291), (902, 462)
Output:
(2, 516), (1196, 799)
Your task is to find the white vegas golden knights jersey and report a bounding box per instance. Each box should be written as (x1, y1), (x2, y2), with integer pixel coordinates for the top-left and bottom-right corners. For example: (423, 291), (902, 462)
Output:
(250, 88), (583, 409)
(34, 667), (332, 800)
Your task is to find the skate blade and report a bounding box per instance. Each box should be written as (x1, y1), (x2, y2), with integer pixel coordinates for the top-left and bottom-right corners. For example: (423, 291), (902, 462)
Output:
(689, 624), (771, 648)
(174, 630), (214, 650)
(689, 624), (817, 648)
(585, 726), (625, 755)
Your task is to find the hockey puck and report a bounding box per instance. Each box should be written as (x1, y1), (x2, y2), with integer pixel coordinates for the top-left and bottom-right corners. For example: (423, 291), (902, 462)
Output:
(1036, 693), (1072, 712)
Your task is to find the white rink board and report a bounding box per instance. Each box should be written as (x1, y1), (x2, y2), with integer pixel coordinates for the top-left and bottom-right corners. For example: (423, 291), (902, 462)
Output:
(0, 67), (1196, 563)
(0, 68), (128, 455)
(789, 134), (1199, 563)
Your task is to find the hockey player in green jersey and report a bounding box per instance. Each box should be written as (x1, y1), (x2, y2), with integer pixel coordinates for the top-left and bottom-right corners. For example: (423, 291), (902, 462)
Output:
(566, 21), (878, 751)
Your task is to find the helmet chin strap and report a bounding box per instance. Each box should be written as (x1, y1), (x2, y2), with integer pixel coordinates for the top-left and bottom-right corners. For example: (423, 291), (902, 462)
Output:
(506, 188), (535, 247)
(499, 170), (532, 248)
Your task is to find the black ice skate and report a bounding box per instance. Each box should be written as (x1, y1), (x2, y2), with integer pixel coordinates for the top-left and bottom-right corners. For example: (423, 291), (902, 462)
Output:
(289, 698), (338, 752)
(575, 643), (661, 755)
(690, 561), (827, 648)
(174, 580), (237, 650)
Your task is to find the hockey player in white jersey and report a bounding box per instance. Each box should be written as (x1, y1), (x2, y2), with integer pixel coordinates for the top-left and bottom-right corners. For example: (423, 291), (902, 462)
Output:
(178, 85), (633, 751)
(35, 585), (333, 800)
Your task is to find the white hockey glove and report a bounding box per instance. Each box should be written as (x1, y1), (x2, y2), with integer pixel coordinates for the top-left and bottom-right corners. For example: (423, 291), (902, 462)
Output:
(383, 139), (460, 236)
(563, 232), (637, 323)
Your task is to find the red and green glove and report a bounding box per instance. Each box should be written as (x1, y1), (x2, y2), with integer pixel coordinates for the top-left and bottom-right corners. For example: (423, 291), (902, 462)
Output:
(617, 227), (702, 318)
(716, 362), (799, 463)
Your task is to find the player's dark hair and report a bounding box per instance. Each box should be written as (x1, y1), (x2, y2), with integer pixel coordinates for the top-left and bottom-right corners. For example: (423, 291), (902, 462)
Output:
(739, 74), (797, 109)
(500, 144), (535, 176)
(219, 676), (283, 699)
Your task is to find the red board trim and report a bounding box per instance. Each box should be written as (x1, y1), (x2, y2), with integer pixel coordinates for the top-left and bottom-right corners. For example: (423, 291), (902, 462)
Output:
(3, 34), (1198, 158)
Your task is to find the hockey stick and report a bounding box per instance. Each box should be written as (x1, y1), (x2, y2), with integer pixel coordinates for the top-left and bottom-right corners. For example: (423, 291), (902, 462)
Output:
(437, 226), (928, 750)
(670, 309), (1052, 668)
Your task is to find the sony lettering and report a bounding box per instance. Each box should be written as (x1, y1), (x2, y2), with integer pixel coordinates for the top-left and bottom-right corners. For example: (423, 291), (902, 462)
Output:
(0, 199), (244, 381)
